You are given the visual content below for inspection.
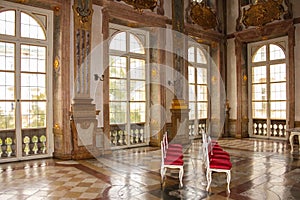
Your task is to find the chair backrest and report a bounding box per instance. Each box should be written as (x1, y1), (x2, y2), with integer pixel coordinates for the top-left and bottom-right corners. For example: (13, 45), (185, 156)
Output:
(161, 141), (165, 164)
(163, 132), (169, 149)
(203, 140), (211, 166)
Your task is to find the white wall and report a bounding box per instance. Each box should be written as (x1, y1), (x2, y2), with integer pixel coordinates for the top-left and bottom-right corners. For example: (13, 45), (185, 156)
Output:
(226, 38), (237, 119)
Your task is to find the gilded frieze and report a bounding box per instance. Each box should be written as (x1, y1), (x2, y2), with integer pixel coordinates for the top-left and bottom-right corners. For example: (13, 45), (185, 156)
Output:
(189, 2), (218, 30)
(242, 0), (285, 27)
(116, 0), (158, 13)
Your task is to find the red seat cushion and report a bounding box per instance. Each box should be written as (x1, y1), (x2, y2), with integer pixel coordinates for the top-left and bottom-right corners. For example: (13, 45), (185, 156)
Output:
(166, 152), (183, 160)
(168, 147), (183, 153)
(169, 143), (183, 148)
(209, 153), (230, 160)
(164, 157), (184, 165)
(210, 159), (232, 170)
(211, 149), (229, 156)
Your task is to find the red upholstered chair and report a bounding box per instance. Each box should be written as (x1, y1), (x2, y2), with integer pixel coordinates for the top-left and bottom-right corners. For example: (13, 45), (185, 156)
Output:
(204, 140), (232, 193)
(160, 141), (184, 187)
(163, 133), (183, 152)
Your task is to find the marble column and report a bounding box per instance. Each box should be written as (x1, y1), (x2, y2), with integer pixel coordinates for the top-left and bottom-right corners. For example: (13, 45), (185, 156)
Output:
(71, 0), (99, 159)
(170, 0), (190, 145)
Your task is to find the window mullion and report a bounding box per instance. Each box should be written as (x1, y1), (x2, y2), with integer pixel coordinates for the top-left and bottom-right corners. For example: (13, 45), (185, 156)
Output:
(15, 10), (22, 158)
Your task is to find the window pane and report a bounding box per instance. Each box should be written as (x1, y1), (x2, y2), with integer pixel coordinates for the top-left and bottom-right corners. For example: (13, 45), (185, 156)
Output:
(270, 44), (285, 60)
(109, 102), (126, 124)
(129, 34), (145, 54)
(21, 73), (46, 100)
(270, 83), (286, 100)
(109, 79), (127, 101)
(188, 66), (195, 83)
(130, 80), (145, 101)
(0, 72), (15, 100)
(270, 101), (286, 119)
(109, 56), (126, 78)
(21, 45), (46, 73)
(253, 45), (266, 62)
(197, 85), (207, 101)
(270, 64), (286, 82)
(21, 101), (46, 128)
(197, 68), (207, 84)
(252, 102), (267, 118)
(0, 10), (15, 36)
(196, 48), (207, 64)
(130, 102), (145, 123)
(21, 12), (45, 40)
(252, 84), (267, 101)
(130, 59), (145, 80)
(197, 102), (207, 118)
(189, 84), (195, 101)
(109, 32), (126, 51)
(0, 42), (15, 71)
(188, 47), (195, 62)
(252, 66), (266, 83)
(189, 102), (195, 120)
(0, 102), (15, 129)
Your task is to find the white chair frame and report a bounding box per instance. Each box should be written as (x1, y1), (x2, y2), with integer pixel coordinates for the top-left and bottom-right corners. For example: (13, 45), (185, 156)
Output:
(203, 136), (231, 193)
(160, 141), (184, 187)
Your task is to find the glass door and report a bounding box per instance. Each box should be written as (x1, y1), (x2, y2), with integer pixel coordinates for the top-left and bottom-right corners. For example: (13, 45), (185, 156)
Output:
(248, 37), (288, 140)
(0, 2), (53, 162)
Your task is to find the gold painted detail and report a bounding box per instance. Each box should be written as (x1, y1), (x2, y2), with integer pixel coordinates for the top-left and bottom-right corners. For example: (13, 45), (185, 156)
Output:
(171, 99), (188, 110)
(53, 6), (60, 16)
(190, 2), (218, 30)
(116, 0), (158, 13)
(242, 0), (285, 28)
(54, 57), (60, 72)
(54, 123), (61, 130)
(73, 0), (93, 29)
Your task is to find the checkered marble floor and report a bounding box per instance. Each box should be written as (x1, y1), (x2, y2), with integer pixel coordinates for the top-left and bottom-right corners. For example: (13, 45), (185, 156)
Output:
(0, 138), (299, 199)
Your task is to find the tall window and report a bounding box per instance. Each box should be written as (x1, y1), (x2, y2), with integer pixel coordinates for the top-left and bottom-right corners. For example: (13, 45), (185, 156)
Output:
(108, 25), (148, 148)
(0, 2), (53, 161)
(188, 45), (209, 138)
(248, 37), (287, 139)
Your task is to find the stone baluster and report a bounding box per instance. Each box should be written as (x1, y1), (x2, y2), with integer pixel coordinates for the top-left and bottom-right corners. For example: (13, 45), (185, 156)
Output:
(140, 129), (144, 143)
(5, 137), (13, 157)
(273, 124), (278, 136)
(123, 131), (127, 145)
(117, 130), (122, 145)
(23, 136), (30, 156)
(32, 136), (38, 154)
(258, 123), (262, 135)
(253, 123), (257, 135)
(40, 135), (47, 154)
(130, 132), (134, 144)
(135, 129), (139, 143)
(263, 123), (267, 136)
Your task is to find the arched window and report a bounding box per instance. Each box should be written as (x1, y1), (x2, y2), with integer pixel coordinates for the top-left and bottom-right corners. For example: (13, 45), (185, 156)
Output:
(249, 37), (287, 139)
(188, 44), (209, 138)
(108, 25), (148, 148)
(0, 2), (53, 162)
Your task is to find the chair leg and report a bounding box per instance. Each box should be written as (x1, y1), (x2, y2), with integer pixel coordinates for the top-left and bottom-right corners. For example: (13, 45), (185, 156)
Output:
(179, 167), (184, 188)
(206, 170), (212, 191)
(226, 171), (231, 193)
(160, 167), (164, 184)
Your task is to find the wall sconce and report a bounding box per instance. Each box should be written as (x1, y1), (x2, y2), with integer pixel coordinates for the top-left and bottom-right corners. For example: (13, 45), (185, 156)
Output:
(94, 74), (104, 81)
(168, 80), (174, 86)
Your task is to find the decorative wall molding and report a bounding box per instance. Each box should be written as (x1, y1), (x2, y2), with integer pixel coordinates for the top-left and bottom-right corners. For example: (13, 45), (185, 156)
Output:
(236, 0), (293, 31)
